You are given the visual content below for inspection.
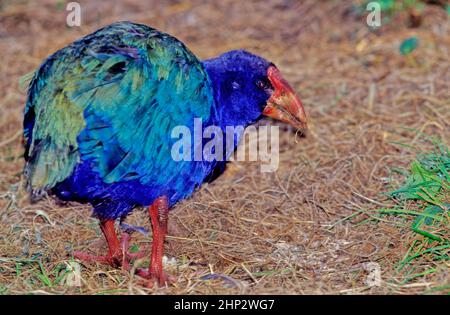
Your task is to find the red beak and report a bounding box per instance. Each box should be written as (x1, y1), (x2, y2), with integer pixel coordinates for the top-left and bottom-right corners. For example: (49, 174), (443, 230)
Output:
(263, 66), (307, 131)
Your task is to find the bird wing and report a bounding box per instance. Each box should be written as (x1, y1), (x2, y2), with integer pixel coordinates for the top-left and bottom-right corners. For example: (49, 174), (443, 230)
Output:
(24, 22), (214, 198)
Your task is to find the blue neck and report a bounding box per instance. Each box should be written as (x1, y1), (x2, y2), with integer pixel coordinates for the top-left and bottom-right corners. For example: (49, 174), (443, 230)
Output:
(202, 58), (226, 126)
(201, 58), (247, 161)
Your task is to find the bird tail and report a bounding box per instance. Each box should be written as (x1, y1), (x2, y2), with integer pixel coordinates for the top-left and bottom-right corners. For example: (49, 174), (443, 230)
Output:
(24, 140), (77, 202)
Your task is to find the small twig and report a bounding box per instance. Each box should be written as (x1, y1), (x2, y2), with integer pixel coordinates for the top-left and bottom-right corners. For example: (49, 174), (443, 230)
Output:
(241, 263), (258, 283)
(0, 130), (22, 147)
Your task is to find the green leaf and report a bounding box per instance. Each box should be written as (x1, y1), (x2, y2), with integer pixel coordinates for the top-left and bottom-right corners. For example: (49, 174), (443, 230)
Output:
(129, 244), (140, 253)
(56, 0), (65, 11)
(411, 205), (448, 242)
(400, 37), (419, 56)
(391, 160), (442, 200)
(378, 0), (397, 11)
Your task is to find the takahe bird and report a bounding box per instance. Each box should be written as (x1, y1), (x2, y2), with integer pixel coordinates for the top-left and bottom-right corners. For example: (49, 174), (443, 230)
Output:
(23, 21), (307, 286)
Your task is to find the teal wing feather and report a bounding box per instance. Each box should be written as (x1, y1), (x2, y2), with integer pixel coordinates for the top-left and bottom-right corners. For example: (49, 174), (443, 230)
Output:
(24, 22), (215, 198)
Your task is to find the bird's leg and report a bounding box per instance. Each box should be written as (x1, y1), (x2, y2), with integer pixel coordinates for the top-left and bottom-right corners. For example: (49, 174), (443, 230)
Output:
(101, 219), (123, 267)
(74, 220), (123, 267)
(74, 220), (145, 269)
(136, 196), (173, 287)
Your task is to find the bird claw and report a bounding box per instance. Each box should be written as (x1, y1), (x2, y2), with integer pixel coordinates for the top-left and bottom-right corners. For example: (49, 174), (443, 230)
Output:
(73, 251), (116, 266)
(135, 268), (176, 288)
(73, 249), (148, 271)
(73, 231), (149, 271)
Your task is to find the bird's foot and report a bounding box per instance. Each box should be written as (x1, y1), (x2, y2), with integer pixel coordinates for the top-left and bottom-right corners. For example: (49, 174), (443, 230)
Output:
(135, 267), (176, 288)
(74, 232), (148, 270)
(73, 250), (146, 270)
(73, 251), (122, 268)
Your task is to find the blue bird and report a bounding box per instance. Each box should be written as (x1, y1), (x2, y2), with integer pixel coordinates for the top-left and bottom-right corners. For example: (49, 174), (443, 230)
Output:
(23, 21), (307, 286)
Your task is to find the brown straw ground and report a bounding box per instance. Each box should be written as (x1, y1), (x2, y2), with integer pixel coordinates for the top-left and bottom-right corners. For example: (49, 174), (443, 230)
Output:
(0, 0), (449, 294)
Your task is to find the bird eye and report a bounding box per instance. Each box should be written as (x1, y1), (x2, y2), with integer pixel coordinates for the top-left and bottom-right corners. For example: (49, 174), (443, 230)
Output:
(231, 81), (241, 90)
(256, 79), (270, 90)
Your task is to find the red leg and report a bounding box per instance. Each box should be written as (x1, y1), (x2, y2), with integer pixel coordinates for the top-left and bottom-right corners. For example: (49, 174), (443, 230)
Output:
(136, 196), (172, 286)
(74, 220), (147, 269)
(101, 220), (122, 266)
(74, 220), (122, 267)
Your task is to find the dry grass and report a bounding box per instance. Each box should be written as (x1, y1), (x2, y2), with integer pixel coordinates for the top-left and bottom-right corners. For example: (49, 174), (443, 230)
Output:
(0, 0), (449, 294)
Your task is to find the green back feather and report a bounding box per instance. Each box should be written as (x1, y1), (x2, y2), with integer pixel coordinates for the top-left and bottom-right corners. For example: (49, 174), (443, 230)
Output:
(24, 22), (214, 196)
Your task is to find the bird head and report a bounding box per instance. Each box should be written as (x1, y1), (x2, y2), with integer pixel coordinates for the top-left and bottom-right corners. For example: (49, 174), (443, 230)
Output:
(203, 50), (307, 131)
